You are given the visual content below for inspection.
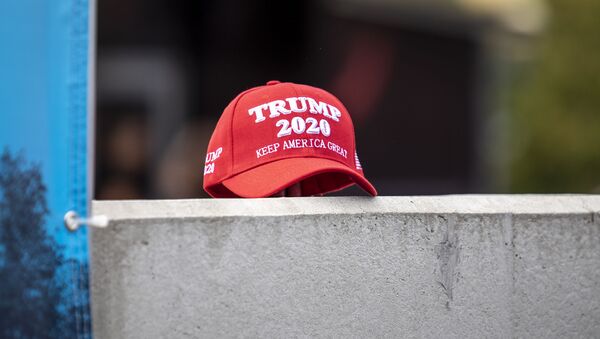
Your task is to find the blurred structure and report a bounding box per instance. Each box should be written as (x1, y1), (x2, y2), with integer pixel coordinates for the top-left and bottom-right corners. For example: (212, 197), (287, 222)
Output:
(96, 0), (554, 199)
(508, 0), (600, 193)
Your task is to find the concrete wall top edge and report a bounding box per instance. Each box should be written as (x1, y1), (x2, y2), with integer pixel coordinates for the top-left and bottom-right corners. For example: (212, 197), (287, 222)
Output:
(92, 194), (600, 221)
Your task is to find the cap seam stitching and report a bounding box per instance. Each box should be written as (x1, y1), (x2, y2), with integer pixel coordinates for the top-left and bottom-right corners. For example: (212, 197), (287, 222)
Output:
(229, 86), (265, 175)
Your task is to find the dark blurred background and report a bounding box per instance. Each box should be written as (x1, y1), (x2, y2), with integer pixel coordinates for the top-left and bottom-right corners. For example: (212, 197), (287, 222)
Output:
(95, 0), (600, 199)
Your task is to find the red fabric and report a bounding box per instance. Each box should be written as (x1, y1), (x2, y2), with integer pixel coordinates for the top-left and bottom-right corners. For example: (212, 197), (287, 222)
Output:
(203, 80), (377, 198)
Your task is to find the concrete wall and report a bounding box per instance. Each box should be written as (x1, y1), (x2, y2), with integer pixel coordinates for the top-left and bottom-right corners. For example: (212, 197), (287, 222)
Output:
(91, 195), (600, 338)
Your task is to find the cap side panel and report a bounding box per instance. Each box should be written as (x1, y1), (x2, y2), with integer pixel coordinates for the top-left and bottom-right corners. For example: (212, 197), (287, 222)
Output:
(229, 86), (267, 176)
(203, 86), (264, 194)
(203, 103), (232, 187)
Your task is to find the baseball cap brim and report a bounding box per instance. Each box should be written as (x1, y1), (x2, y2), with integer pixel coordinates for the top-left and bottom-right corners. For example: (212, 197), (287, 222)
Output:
(221, 157), (377, 198)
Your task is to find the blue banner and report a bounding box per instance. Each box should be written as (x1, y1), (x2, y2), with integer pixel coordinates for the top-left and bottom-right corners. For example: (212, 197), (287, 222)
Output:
(0, 0), (93, 338)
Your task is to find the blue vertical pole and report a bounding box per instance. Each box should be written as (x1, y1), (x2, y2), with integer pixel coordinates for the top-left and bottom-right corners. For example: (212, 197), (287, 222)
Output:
(0, 0), (94, 337)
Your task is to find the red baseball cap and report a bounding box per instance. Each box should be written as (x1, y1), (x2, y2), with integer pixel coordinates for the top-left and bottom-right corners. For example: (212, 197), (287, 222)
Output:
(203, 80), (377, 198)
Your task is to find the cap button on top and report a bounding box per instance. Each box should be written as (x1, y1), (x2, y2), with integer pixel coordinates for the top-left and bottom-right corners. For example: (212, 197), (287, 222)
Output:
(266, 80), (281, 86)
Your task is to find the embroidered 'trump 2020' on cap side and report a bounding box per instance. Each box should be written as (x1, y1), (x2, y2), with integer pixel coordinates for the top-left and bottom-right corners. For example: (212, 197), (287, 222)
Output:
(203, 80), (377, 198)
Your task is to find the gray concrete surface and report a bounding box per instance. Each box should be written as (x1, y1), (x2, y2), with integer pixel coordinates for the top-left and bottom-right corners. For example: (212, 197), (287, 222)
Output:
(91, 195), (600, 338)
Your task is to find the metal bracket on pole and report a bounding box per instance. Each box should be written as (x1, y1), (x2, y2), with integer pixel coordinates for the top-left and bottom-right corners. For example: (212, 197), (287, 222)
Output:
(64, 210), (109, 231)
